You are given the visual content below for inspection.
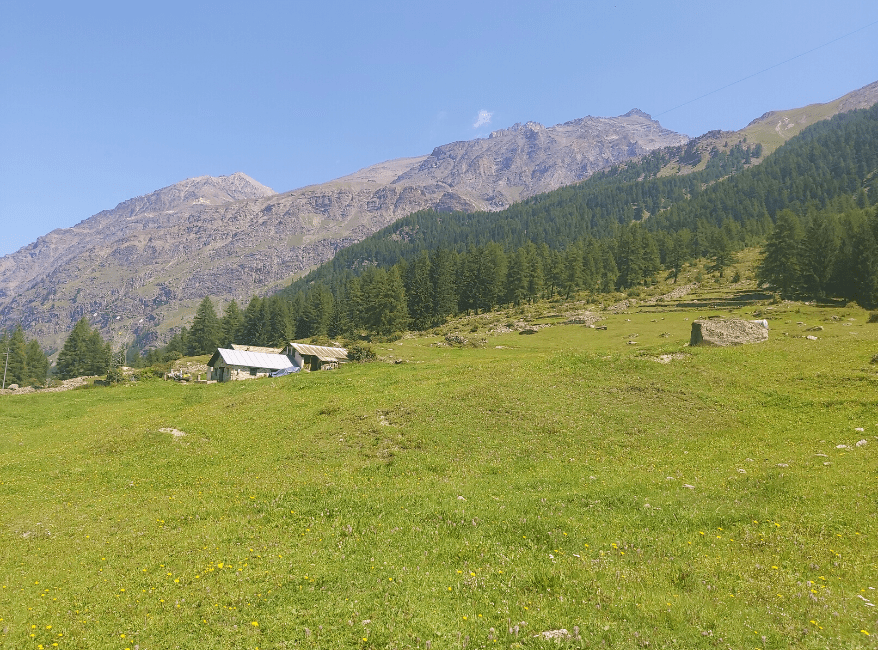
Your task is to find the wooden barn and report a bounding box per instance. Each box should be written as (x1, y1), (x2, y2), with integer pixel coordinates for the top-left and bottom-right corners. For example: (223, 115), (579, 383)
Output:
(282, 343), (348, 371)
(207, 348), (296, 382)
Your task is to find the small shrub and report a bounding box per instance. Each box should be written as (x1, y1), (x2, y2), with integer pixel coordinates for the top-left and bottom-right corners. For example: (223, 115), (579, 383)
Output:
(106, 366), (125, 385)
(347, 343), (376, 363)
(731, 269), (741, 283)
(867, 312), (878, 324)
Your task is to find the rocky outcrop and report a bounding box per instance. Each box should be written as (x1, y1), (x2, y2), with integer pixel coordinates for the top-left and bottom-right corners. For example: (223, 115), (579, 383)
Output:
(394, 110), (688, 210)
(689, 319), (769, 347)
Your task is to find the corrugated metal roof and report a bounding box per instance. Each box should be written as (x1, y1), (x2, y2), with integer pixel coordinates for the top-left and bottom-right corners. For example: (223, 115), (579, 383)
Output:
(288, 343), (348, 362)
(230, 344), (283, 354)
(210, 349), (295, 370)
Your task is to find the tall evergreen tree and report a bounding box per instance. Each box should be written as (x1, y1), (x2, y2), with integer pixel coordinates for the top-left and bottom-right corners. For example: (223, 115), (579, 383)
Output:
(24, 339), (49, 386)
(431, 248), (457, 323)
(187, 297), (222, 355)
(5, 325), (27, 386)
(241, 297), (265, 345)
(757, 210), (804, 297)
(706, 229), (736, 277)
(505, 247), (531, 306)
(800, 211), (839, 298)
(56, 318), (109, 379)
(219, 300), (244, 347)
(405, 251), (434, 330)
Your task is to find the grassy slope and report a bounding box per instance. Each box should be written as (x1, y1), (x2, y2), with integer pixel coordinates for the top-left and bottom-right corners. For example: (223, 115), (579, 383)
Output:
(1, 275), (877, 649)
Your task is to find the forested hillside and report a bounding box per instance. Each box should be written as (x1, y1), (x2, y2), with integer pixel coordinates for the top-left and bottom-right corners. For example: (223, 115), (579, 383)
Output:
(143, 105), (878, 356)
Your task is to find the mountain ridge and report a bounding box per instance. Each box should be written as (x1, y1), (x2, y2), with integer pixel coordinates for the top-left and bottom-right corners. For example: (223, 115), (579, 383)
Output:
(0, 110), (689, 352)
(2, 81), (876, 355)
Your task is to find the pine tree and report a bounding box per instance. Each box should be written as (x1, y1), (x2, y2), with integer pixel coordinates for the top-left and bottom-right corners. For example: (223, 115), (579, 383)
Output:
(24, 339), (48, 385)
(800, 211), (839, 298)
(187, 297), (222, 355)
(241, 297), (265, 345)
(666, 229), (692, 283)
(219, 300), (244, 347)
(405, 251), (434, 330)
(505, 247), (530, 306)
(5, 325), (27, 386)
(431, 248), (457, 323)
(357, 266), (408, 336)
(757, 210), (803, 297)
(56, 318), (109, 379)
(707, 229), (736, 277)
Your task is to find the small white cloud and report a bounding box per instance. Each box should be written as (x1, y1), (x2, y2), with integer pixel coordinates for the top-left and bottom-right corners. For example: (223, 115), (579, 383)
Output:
(473, 109), (493, 128)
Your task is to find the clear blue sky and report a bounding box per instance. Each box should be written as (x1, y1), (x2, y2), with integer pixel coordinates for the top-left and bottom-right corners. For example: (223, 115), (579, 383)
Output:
(2, 0), (877, 257)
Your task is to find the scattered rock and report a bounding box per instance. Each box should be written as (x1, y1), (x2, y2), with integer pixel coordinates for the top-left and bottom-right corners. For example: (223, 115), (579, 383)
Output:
(689, 319), (769, 346)
(737, 468), (746, 474)
(856, 439), (868, 447)
(806, 325), (824, 332)
(566, 312), (601, 327)
(652, 353), (687, 364)
(683, 484), (695, 489)
(856, 427), (865, 432)
(536, 629), (572, 641)
(836, 444), (848, 449)
(159, 428), (186, 438)
(777, 463), (789, 467)
(806, 335), (818, 341)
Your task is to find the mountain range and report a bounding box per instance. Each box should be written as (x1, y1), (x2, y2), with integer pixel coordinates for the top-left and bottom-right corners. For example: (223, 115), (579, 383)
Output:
(2, 80), (877, 354)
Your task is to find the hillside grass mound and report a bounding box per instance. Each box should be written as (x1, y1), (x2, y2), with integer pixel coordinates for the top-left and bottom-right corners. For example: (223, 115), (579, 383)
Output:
(1, 288), (877, 649)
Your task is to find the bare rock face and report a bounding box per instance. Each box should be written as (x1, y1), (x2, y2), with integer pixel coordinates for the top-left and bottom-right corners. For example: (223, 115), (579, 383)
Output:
(690, 319), (769, 346)
(0, 112), (689, 351)
(394, 110), (688, 210)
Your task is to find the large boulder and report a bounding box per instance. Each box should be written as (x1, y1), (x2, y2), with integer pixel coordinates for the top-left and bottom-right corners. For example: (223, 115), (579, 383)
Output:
(690, 319), (769, 347)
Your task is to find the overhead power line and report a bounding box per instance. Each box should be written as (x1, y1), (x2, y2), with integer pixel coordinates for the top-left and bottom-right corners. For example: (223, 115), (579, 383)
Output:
(657, 19), (878, 118)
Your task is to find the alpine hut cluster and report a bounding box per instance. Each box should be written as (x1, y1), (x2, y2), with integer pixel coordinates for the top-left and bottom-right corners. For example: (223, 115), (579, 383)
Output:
(207, 343), (348, 382)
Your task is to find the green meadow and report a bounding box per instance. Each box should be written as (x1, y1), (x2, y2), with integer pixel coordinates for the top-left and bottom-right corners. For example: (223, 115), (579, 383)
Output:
(1, 287), (877, 649)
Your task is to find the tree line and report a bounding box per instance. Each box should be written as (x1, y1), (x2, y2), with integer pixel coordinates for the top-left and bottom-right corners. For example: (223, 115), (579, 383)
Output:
(44, 103), (878, 364)
(285, 104), (878, 295)
(758, 202), (878, 306)
(0, 325), (49, 387)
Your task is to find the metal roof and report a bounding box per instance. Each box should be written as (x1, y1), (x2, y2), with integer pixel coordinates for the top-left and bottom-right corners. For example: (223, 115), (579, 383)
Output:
(288, 343), (348, 362)
(209, 348), (295, 370)
(230, 344), (284, 354)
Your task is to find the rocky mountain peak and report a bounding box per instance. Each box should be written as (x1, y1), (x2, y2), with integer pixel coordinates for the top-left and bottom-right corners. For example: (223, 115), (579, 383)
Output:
(107, 172), (276, 219)
(623, 108), (654, 120)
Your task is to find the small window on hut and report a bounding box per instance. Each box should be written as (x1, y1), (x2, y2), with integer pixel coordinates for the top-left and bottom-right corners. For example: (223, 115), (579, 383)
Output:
(250, 367), (257, 376)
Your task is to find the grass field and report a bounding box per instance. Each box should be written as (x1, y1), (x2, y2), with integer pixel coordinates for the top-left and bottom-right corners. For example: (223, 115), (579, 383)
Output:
(1, 280), (877, 649)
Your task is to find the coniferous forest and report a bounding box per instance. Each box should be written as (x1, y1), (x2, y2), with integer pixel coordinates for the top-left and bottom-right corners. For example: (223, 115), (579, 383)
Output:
(87, 104), (878, 360)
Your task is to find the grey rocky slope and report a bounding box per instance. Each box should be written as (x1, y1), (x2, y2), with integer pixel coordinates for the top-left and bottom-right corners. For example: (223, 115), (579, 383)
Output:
(0, 110), (688, 352)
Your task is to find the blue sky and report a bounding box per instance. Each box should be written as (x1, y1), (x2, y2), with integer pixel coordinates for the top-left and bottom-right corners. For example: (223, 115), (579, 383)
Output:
(2, 0), (877, 257)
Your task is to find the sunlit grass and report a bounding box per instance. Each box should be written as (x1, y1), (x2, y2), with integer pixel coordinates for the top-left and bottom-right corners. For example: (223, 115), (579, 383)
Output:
(1, 284), (877, 648)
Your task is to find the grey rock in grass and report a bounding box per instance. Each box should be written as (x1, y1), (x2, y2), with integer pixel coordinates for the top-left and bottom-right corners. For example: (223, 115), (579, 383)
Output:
(689, 319), (769, 346)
